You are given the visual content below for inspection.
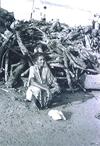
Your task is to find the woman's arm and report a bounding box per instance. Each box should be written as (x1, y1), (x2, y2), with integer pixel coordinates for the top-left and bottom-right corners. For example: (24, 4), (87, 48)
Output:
(30, 77), (49, 91)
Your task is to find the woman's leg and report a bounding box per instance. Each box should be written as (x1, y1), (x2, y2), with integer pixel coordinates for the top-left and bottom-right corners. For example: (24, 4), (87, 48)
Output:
(26, 86), (41, 101)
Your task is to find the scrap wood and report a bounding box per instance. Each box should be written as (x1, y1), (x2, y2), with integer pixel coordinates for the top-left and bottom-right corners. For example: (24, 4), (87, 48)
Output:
(16, 31), (33, 66)
(0, 32), (13, 68)
(4, 50), (9, 82)
(0, 88), (9, 92)
(16, 31), (28, 55)
(0, 8), (100, 90)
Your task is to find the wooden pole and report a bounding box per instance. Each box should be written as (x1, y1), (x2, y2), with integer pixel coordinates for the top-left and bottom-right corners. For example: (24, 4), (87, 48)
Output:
(5, 51), (9, 82)
(30, 0), (35, 19)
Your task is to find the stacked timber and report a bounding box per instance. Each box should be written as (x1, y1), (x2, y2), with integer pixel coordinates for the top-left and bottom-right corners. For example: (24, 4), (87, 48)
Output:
(0, 8), (100, 90)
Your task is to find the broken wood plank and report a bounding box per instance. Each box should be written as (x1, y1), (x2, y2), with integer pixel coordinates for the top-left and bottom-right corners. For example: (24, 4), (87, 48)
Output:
(4, 50), (9, 82)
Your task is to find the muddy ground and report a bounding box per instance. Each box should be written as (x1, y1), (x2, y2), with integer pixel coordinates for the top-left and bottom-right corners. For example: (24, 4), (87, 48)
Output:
(0, 82), (100, 146)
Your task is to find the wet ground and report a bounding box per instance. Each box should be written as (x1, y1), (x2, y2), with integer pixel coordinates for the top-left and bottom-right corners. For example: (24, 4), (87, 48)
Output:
(0, 84), (100, 146)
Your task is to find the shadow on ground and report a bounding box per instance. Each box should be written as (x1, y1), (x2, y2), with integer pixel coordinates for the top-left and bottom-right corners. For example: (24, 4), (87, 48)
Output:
(0, 84), (95, 111)
(51, 89), (95, 108)
(62, 111), (72, 120)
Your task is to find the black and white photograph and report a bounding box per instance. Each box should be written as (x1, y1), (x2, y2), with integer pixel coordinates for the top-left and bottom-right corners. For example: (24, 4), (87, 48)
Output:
(0, 0), (100, 146)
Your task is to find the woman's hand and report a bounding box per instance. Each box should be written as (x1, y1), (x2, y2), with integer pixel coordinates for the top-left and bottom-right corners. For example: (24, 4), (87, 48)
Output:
(45, 86), (52, 99)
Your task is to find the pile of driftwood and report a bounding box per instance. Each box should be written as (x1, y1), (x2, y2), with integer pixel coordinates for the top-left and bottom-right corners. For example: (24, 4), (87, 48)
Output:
(0, 8), (100, 91)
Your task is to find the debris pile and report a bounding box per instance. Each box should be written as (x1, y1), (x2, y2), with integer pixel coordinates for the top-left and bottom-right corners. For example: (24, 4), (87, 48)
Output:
(0, 8), (100, 91)
(0, 8), (14, 33)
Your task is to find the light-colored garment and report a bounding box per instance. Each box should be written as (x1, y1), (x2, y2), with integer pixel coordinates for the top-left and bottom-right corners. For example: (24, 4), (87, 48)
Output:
(27, 63), (56, 87)
(26, 86), (41, 101)
(26, 63), (58, 106)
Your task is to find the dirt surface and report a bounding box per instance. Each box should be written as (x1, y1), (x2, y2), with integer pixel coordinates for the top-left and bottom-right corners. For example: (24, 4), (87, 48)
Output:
(0, 83), (100, 146)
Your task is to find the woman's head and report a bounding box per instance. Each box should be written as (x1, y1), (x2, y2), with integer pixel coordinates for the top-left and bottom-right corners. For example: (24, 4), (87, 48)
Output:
(34, 52), (45, 68)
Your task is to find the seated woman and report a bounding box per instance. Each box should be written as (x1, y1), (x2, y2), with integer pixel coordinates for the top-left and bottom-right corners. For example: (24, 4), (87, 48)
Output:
(25, 52), (60, 109)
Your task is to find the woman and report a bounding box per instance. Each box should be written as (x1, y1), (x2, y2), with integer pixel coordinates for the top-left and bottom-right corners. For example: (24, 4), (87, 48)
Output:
(25, 52), (60, 109)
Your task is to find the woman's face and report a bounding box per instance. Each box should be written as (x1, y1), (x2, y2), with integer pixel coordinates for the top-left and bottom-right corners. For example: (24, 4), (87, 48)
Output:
(36, 56), (45, 68)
